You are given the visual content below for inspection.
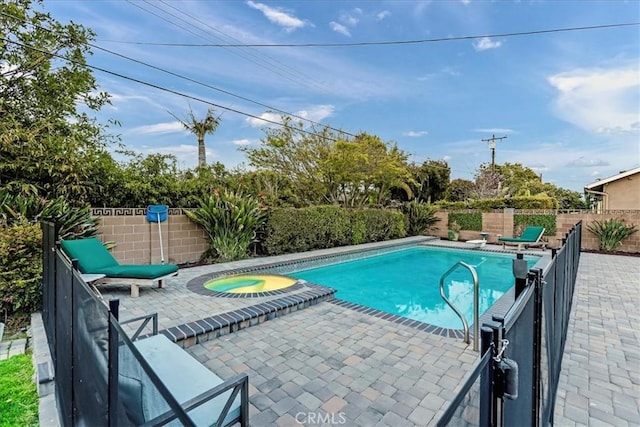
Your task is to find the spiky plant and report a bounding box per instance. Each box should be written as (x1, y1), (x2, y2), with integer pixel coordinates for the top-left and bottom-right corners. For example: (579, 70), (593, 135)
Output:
(587, 218), (638, 252)
(186, 190), (266, 262)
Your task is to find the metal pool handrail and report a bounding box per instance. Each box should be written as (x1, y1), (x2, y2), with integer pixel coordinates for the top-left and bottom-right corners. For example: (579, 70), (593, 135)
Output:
(439, 261), (479, 351)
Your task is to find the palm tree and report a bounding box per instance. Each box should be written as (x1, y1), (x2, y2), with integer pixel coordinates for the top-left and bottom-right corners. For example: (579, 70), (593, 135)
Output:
(172, 107), (220, 168)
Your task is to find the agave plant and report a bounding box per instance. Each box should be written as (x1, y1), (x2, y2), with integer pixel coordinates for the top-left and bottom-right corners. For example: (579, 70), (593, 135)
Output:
(402, 200), (440, 236)
(0, 188), (99, 240)
(587, 218), (638, 252)
(186, 190), (267, 262)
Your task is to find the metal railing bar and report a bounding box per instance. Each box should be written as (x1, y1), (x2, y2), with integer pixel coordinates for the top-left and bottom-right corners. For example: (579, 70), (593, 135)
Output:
(439, 261), (479, 351)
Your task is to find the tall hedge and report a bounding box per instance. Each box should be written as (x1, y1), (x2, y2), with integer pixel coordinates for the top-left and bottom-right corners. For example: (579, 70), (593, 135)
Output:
(448, 212), (482, 231)
(0, 222), (42, 318)
(262, 206), (406, 255)
(437, 195), (557, 211)
(514, 214), (557, 236)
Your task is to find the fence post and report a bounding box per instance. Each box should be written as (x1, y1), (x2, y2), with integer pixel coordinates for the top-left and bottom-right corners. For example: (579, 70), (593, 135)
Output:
(513, 253), (528, 298)
(532, 269), (544, 426)
(480, 326), (495, 426)
(108, 311), (119, 427)
(487, 318), (505, 426)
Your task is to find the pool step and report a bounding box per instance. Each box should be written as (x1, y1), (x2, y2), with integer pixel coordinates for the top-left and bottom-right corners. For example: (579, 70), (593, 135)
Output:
(160, 285), (336, 348)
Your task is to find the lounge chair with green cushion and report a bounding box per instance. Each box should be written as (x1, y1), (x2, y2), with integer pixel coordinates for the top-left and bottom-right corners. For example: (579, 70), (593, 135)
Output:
(498, 226), (546, 251)
(60, 238), (178, 297)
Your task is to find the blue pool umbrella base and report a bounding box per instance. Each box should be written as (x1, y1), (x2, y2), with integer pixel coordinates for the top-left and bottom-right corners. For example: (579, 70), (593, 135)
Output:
(147, 205), (169, 264)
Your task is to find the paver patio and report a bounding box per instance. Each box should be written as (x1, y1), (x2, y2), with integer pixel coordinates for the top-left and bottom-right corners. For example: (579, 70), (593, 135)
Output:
(37, 241), (639, 426)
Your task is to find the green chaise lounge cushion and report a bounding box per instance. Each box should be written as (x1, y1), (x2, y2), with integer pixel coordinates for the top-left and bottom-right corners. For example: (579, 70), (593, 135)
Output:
(499, 226), (545, 243)
(60, 238), (178, 279)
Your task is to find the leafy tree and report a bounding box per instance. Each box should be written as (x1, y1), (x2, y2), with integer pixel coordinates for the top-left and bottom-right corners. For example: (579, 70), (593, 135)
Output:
(0, 0), (116, 203)
(243, 116), (411, 207)
(242, 115), (345, 204)
(473, 168), (507, 199)
(172, 107), (220, 168)
(409, 160), (451, 203)
(446, 178), (475, 202)
(326, 133), (412, 207)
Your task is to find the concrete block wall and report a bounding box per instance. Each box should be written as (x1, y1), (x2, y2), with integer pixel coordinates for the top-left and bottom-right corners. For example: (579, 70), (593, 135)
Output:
(93, 208), (640, 265)
(94, 208), (206, 265)
(167, 214), (208, 264)
(561, 212), (640, 253)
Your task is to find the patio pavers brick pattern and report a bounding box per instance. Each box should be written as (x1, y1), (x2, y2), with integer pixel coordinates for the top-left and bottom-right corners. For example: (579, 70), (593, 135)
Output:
(553, 253), (640, 427)
(189, 302), (476, 426)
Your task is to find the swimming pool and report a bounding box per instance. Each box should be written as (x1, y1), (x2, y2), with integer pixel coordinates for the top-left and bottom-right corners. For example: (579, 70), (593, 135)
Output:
(286, 246), (539, 329)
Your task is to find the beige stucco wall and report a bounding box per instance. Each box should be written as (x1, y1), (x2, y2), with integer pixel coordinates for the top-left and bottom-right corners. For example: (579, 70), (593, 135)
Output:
(604, 173), (640, 210)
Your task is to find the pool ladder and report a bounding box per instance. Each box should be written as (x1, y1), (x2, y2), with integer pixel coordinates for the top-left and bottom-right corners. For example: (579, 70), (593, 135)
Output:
(439, 261), (479, 351)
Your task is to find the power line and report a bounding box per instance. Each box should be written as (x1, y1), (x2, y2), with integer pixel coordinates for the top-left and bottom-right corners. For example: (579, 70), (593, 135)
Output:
(89, 43), (356, 138)
(98, 22), (640, 47)
(0, 10), (354, 137)
(153, 0), (329, 93)
(126, 0), (329, 93)
(0, 37), (347, 142)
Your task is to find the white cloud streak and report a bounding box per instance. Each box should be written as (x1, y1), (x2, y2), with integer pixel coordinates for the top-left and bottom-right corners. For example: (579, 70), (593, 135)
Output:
(404, 130), (429, 137)
(246, 1), (309, 32)
(473, 37), (502, 51)
(246, 105), (335, 128)
(128, 121), (185, 135)
(330, 21), (351, 37)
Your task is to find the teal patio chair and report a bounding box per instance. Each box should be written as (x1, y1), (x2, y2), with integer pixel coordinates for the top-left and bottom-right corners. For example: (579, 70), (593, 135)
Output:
(498, 226), (546, 251)
(60, 238), (178, 297)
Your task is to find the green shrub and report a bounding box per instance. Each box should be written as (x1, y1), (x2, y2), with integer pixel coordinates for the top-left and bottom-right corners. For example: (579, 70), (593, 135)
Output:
(0, 221), (42, 319)
(262, 206), (406, 255)
(448, 212), (482, 231)
(0, 192), (99, 240)
(186, 190), (267, 262)
(587, 218), (638, 251)
(506, 195), (557, 209)
(514, 214), (557, 236)
(402, 201), (440, 236)
(436, 195), (556, 211)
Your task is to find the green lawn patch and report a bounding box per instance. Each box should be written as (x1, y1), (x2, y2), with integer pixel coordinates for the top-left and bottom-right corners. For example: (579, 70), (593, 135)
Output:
(0, 354), (38, 427)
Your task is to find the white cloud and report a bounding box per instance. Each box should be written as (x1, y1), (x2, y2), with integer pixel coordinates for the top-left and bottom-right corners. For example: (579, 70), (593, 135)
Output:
(128, 121), (184, 135)
(461, 0), (471, 4)
(404, 130), (428, 137)
(297, 104), (335, 122)
(474, 128), (514, 134)
(246, 111), (283, 128)
(566, 157), (609, 168)
(340, 9), (362, 27)
(376, 10), (390, 21)
(246, 1), (310, 32)
(246, 105), (335, 128)
(330, 21), (351, 37)
(548, 65), (640, 134)
(233, 138), (253, 146)
(473, 37), (502, 51)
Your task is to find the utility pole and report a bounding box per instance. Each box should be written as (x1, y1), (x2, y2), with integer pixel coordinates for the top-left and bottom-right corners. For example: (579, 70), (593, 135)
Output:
(481, 134), (508, 170)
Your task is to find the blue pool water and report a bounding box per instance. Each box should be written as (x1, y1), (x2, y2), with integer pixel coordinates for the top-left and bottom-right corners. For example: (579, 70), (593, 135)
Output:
(288, 246), (539, 329)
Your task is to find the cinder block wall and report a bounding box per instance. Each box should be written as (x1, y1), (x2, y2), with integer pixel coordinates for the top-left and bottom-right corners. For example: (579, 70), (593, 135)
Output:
(94, 208), (640, 264)
(93, 208), (206, 265)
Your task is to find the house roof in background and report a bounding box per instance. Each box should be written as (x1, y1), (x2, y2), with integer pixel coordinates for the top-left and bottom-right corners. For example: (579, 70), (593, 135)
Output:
(584, 167), (640, 190)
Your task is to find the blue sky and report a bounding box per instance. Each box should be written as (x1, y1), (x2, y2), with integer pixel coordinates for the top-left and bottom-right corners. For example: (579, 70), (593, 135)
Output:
(45, 1), (639, 192)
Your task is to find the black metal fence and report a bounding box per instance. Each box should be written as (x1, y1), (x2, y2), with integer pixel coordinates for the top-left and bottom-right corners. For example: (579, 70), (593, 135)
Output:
(40, 221), (248, 426)
(438, 221), (582, 427)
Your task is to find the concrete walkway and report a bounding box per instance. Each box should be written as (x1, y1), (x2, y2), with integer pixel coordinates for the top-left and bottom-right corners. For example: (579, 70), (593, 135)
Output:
(554, 253), (640, 426)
